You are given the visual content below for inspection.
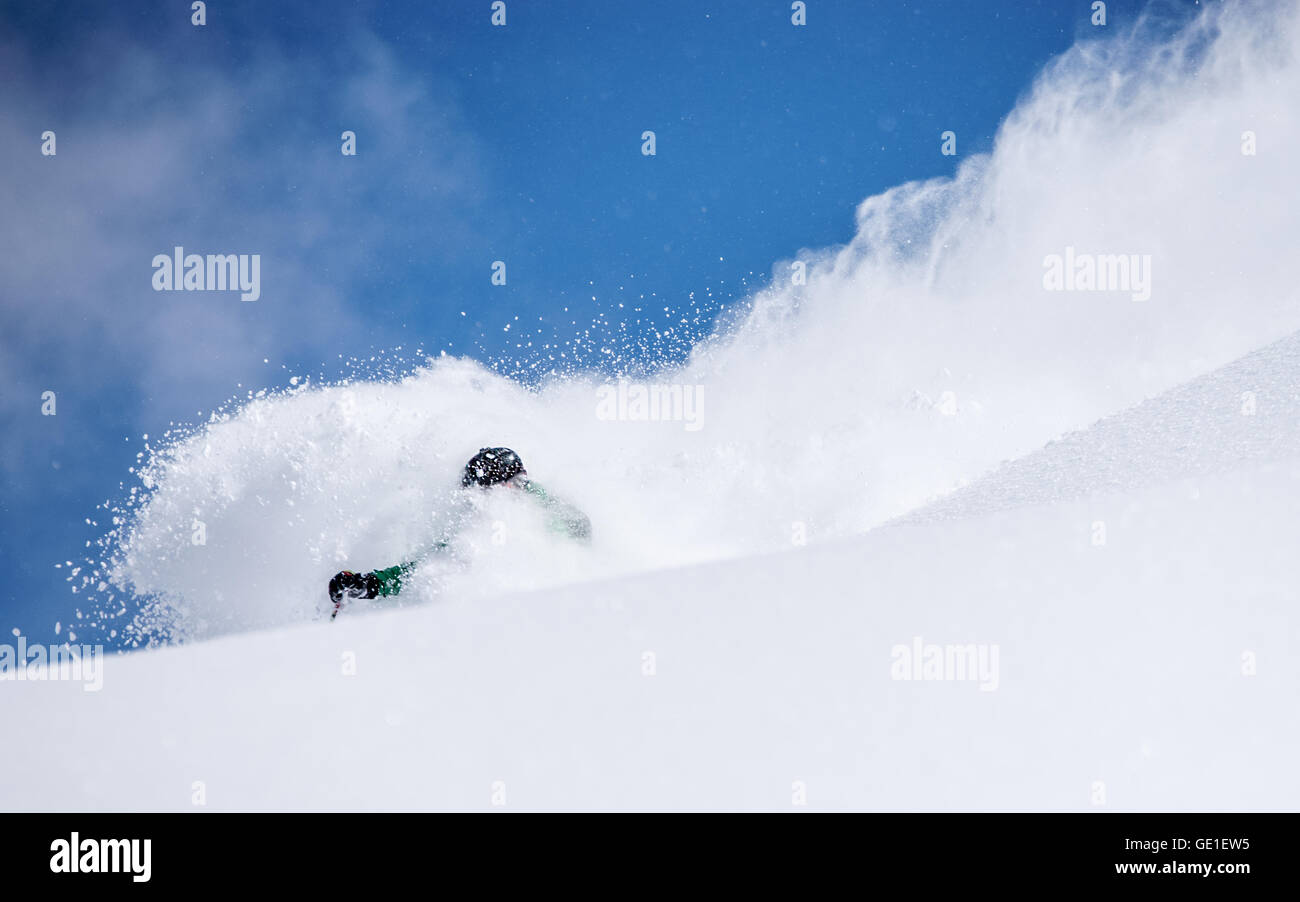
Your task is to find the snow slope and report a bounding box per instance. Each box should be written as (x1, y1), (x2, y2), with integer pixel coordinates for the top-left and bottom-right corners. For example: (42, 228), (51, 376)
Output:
(7, 325), (1300, 811)
(3, 451), (1297, 811)
(900, 328), (1300, 523)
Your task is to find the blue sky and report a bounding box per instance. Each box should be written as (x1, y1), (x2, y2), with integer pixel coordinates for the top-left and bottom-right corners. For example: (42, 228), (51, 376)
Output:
(0, 0), (1151, 645)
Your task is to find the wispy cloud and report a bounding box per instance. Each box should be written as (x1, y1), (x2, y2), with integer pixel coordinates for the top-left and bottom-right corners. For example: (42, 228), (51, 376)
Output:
(0, 24), (487, 478)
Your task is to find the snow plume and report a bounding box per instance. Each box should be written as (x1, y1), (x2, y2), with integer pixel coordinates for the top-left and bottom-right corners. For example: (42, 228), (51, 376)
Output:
(83, 0), (1300, 645)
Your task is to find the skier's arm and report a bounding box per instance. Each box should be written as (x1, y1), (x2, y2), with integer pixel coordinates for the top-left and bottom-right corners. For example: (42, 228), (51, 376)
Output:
(369, 562), (415, 597)
(356, 537), (452, 595)
(328, 541), (449, 616)
(523, 480), (592, 541)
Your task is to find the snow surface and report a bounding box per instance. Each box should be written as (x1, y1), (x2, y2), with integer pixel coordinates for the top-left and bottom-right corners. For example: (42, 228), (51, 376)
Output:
(3, 448), (1297, 811)
(3, 1), (1299, 810)
(900, 328), (1300, 523)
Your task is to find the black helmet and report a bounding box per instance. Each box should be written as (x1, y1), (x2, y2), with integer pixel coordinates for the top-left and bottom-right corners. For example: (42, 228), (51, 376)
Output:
(462, 447), (526, 487)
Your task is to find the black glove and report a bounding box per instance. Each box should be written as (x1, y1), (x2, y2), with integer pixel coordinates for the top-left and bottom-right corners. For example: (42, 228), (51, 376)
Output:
(329, 569), (380, 618)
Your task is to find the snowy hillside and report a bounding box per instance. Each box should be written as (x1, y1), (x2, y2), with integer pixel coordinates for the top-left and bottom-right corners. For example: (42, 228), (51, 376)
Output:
(4, 444), (1297, 810)
(7, 328), (1300, 811)
(900, 328), (1300, 523)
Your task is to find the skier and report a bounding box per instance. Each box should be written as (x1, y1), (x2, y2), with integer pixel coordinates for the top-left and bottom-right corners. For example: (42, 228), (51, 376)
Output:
(327, 447), (591, 618)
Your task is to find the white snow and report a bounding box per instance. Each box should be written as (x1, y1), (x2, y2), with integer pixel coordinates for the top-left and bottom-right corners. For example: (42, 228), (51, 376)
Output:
(900, 329), (1300, 523)
(7, 326), (1297, 810)
(3, 444), (1297, 810)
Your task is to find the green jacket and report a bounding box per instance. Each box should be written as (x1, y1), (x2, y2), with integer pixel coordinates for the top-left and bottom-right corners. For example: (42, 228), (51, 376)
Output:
(523, 479), (592, 541)
(369, 481), (590, 596)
